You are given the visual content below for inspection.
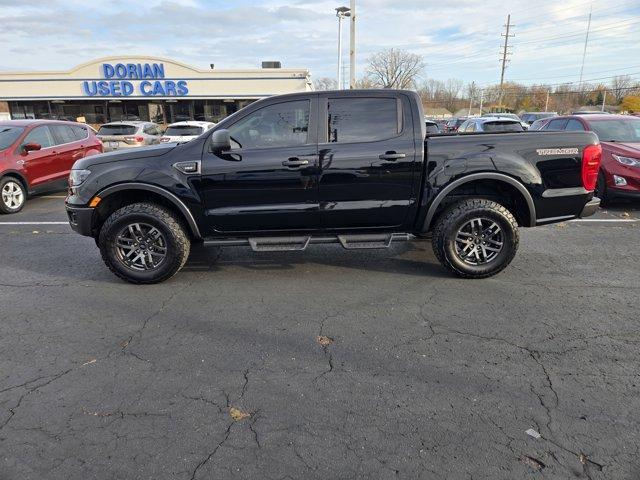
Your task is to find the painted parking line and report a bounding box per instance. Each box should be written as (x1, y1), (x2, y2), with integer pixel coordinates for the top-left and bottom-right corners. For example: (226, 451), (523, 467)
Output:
(570, 218), (639, 223)
(0, 221), (69, 225)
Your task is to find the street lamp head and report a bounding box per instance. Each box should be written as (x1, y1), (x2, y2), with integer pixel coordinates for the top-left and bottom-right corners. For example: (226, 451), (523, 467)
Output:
(335, 6), (351, 16)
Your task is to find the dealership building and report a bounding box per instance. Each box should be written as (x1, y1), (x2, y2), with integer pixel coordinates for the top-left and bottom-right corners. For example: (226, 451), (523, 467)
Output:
(0, 56), (312, 126)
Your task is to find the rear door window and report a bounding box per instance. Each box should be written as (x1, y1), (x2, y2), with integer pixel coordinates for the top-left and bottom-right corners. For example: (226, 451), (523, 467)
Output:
(51, 125), (78, 144)
(22, 126), (55, 148)
(327, 97), (400, 143)
(71, 125), (88, 141)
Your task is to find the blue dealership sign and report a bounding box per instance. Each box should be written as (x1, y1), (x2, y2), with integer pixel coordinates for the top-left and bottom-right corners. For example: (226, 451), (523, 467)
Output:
(82, 63), (189, 97)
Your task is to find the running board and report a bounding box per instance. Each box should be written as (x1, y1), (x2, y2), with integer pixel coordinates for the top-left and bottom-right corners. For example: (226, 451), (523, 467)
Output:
(203, 233), (413, 252)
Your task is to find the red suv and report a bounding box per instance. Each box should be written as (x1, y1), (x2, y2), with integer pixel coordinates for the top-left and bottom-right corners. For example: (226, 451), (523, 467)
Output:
(540, 114), (640, 204)
(0, 120), (103, 213)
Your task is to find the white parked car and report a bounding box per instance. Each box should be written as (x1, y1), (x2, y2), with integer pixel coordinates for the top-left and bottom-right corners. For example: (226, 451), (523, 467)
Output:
(160, 121), (216, 144)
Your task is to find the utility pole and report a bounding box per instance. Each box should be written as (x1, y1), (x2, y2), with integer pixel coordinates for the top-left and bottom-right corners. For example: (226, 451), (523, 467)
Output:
(479, 90), (484, 115)
(499, 14), (515, 109)
(545, 90), (550, 111)
(579, 4), (592, 86)
(349, 0), (356, 89)
(601, 89), (607, 112)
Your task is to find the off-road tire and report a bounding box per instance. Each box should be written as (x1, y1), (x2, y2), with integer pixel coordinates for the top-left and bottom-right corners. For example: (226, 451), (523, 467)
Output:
(0, 177), (26, 214)
(431, 199), (519, 279)
(98, 202), (190, 284)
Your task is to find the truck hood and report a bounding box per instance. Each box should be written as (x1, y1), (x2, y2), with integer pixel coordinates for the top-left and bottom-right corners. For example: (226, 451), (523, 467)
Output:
(74, 144), (176, 169)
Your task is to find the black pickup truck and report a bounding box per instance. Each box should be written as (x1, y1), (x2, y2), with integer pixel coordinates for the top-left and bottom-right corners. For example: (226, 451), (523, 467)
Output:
(65, 90), (601, 284)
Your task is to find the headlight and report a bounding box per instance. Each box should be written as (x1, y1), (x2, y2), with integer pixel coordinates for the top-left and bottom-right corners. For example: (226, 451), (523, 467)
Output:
(68, 169), (91, 187)
(612, 154), (640, 167)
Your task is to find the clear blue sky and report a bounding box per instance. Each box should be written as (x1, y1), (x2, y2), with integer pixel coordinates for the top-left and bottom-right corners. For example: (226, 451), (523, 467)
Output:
(1, 0), (639, 87)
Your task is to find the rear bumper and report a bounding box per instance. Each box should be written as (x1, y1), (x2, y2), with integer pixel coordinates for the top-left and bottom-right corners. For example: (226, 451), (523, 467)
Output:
(579, 197), (601, 218)
(65, 204), (94, 237)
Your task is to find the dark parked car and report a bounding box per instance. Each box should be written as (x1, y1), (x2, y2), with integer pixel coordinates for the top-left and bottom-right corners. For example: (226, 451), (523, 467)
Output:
(539, 114), (640, 204)
(0, 120), (102, 213)
(444, 117), (467, 132)
(521, 112), (557, 126)
(458, 117), (524, 133)
(65, 89), (601, 283)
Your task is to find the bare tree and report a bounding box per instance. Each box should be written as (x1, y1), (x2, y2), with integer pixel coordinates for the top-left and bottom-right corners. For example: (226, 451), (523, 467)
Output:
(610, 75), (633, 103)
(366, 48), (425, 89)
(313, 77), (337, 91)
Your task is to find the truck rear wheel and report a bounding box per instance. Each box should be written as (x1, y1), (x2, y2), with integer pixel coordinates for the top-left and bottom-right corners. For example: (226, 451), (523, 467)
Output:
(431, 199), (519, 279)
(98, 202), (190, 284)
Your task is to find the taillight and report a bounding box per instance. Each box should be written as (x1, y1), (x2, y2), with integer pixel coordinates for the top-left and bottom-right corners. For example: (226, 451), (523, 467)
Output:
(135, 136), (144, 142)
(582, 144), (602, 191)
(124, 136), (145, 143)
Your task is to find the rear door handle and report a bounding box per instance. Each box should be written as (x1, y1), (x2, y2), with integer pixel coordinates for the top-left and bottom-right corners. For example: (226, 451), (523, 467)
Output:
(282, 158), (310, 167)
(379, 152), (406, 161)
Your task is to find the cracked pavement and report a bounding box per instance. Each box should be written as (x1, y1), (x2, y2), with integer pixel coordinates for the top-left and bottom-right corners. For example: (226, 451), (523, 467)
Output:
(0, 198), (639, 479)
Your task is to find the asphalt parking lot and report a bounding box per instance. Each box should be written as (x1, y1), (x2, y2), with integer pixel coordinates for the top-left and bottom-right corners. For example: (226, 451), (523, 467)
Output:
(1, 195), (639, 480)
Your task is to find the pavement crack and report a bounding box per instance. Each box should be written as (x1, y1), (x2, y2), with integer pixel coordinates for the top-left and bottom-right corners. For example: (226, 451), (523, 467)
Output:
(189, 423), (234, 480)
(120, 285), (187, 358)
(314, 314), (337, 383)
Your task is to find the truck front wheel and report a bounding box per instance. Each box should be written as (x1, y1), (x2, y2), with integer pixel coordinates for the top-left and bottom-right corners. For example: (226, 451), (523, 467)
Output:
(431, 199), (519, 279)
(98, 202), (190, 284)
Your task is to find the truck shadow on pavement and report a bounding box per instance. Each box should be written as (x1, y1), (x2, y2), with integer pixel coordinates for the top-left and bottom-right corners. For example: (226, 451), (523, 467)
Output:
(182, 240), (451, 279)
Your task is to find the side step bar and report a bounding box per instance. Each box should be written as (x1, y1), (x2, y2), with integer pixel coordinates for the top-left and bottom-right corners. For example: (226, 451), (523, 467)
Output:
(203, 233), (413, 252)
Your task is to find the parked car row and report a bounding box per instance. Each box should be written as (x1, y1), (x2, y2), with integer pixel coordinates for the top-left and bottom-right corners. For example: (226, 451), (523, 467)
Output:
(0, 118), (216, 213)
(97, 120), (215, 152)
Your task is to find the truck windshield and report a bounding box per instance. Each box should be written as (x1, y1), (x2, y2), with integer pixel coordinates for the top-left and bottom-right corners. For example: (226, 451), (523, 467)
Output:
(588, 119), (640, 143)
(97, 125), (137, 136)
(165, 125), (203, 136)
(0, 126), (25, 150)
(483, 121), (523, 132)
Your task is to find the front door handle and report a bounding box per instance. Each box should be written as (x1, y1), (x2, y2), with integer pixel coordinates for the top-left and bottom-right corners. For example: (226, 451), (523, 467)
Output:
(379, 152), (406, 161)
(282, 158), (310, 167)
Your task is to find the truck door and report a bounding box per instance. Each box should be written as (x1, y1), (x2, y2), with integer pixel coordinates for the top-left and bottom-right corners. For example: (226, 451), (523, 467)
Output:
(317, 93), (417, 229)
(199, 96), (320, 234)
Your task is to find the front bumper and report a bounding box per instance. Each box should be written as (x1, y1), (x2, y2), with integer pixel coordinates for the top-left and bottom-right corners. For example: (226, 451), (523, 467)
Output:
(65, 204), (95, 237)
(607, 186), (640, 200)
(579, 197), (601, 218)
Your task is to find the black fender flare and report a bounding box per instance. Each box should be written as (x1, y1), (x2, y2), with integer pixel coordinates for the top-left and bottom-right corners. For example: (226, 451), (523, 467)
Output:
(422, 172), (537, 231)
(96, 183), (202, 239)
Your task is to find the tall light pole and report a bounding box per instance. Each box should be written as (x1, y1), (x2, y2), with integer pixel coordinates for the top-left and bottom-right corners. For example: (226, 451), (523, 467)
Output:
(349, 0), (356, 89)
(336, 6), (351, 90)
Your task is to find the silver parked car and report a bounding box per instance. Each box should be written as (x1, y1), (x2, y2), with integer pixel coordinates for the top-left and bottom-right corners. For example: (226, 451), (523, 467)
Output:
(458, 117), (525, 133)
(96, 121), (163, 152)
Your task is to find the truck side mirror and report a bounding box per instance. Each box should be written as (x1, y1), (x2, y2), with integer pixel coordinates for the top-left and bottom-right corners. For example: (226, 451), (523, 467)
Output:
(210, 129), (231, 153)
(22, 143), (42, 154)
